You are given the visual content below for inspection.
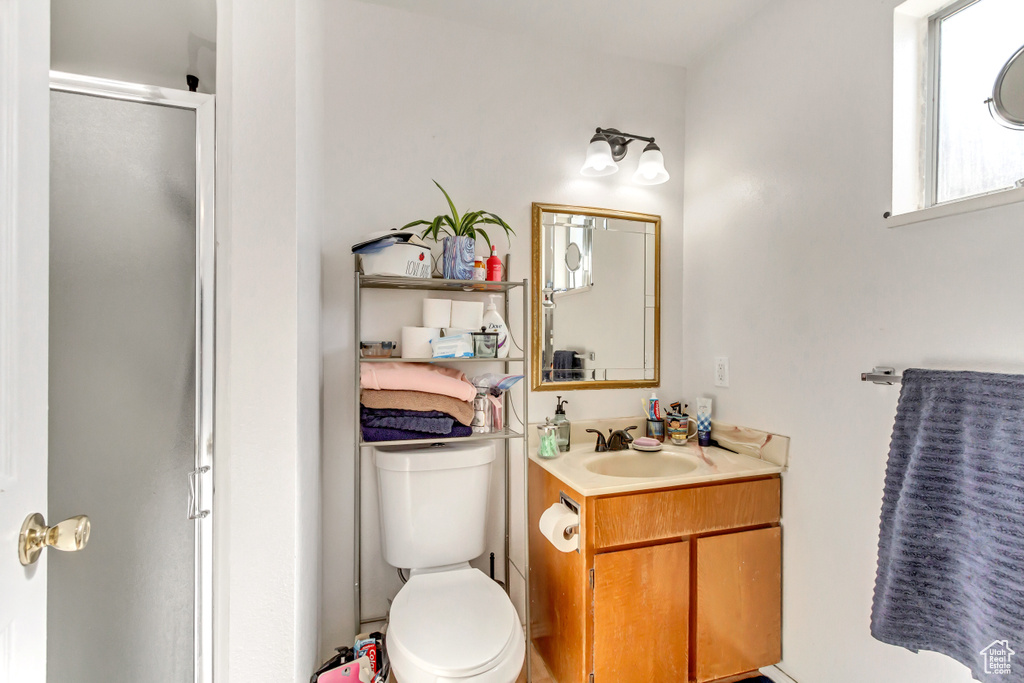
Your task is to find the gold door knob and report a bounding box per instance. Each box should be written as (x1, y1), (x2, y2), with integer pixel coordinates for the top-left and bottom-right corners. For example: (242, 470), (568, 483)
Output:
(18, 513), (91, 566)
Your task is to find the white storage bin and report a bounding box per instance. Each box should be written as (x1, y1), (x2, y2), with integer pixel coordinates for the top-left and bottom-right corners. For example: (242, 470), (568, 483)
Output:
(360, 243), (432, 278)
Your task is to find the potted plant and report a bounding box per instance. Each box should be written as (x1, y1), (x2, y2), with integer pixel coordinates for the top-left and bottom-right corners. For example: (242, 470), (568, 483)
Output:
(402, 181), (515, 280)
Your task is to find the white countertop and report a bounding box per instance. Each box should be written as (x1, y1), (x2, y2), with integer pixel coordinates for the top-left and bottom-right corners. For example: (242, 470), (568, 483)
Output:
(529, 439), (784, 497)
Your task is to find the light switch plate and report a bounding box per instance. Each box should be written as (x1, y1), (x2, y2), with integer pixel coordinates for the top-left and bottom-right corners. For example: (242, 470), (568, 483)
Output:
(715, 356), (729, 387)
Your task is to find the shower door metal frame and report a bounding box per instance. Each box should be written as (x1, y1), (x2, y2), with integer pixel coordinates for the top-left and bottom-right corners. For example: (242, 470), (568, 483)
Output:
(49, 71), (216, 683)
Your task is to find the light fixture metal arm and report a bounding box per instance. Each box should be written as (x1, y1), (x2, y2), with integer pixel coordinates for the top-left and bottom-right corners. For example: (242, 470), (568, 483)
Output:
(592, 127), (658, 163)
(594, 127), (655, 144)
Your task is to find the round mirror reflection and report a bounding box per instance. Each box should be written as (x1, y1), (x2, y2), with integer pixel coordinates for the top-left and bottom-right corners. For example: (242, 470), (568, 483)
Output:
(565, 242), (582, 271)
(989, 44), (1024, 130)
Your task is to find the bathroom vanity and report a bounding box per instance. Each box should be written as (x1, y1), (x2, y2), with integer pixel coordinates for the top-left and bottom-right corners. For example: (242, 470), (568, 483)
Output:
(527, 419), (788, 683)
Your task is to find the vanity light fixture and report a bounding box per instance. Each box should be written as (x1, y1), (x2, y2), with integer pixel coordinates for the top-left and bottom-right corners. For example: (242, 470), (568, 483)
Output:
(579, 127), (670, 185)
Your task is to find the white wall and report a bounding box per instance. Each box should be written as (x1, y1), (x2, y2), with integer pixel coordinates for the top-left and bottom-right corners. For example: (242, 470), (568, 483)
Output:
(214, 0), (322, 680)
(320, 0), (686, 652)
(683, 1), (1024, 682)
(51, 0), (216, 92)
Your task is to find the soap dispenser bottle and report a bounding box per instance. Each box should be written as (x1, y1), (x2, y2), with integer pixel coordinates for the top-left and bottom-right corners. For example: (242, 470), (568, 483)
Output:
(553, 396), (571, 452)
(481, 295), (510, 358)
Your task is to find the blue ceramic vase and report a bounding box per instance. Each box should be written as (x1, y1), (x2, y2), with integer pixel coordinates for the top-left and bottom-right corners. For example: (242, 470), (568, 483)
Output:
(442, 235), (475, 280)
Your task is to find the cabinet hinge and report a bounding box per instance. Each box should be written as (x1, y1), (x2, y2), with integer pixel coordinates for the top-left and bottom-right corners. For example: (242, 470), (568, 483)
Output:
(589, 674), (594, 683)
(589, 568), (594, 589)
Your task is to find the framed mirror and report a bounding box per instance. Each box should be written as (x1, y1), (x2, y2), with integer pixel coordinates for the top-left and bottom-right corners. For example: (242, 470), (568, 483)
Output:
(531, 203), (660, 391)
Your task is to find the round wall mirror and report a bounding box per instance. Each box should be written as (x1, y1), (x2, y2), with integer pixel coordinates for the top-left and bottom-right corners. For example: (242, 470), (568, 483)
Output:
(989, 44), (1024, 130)
(564, 242), (582, 271)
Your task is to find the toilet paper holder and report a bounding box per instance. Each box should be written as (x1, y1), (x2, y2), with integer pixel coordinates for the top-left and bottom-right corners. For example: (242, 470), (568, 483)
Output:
(560, 492), (581, 544)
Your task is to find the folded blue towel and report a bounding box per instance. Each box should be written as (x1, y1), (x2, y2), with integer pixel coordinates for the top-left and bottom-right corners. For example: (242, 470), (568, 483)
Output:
(871, 369), (1024, 682)
(361, 423), (473, 442)
(360, 407), (455, 434)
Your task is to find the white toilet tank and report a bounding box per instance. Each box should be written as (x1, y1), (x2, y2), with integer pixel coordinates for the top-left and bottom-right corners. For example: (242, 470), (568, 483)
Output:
(373, 441), (495, 570)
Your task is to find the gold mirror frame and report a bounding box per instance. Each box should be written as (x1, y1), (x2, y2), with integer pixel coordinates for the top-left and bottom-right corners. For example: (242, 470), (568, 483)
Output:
(531, 203), (660, 391)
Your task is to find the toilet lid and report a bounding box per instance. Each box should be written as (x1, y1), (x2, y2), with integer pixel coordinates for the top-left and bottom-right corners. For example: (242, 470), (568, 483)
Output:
(389, 567), (518, 678)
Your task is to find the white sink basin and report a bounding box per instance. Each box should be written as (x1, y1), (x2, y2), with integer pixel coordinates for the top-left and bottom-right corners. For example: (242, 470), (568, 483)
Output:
(584, 451), (699, 478)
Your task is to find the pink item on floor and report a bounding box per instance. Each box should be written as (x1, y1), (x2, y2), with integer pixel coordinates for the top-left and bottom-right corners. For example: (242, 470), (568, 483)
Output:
(317, 656), (373, 683)
(360, 362), (477, 402)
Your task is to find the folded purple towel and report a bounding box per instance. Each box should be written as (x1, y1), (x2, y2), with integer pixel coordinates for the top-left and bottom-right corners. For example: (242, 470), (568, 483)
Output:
(361, 423), (473, 442)
(360, 407), (455, 434)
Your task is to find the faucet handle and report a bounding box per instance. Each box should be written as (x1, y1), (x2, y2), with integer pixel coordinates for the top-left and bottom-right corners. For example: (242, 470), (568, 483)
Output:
(586, 429), (609, 452)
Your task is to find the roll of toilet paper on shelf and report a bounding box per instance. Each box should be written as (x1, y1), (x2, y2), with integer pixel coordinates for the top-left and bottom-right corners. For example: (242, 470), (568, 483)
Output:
(401, 326), (440, 359)
(539, 503), (580, 553)
(450, 300), (484, 331)
(422, 298), (452, 328)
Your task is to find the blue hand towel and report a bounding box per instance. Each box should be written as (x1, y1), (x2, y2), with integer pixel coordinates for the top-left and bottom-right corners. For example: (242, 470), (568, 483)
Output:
(360, 407), (455, 434)
(361, 423), (472, 443)
(871, 369), (1024, 682)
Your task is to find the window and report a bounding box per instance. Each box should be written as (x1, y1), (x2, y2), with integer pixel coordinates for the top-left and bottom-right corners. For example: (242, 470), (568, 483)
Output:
(930, 0), (1024, 205)
(892, 0), (1024, 219)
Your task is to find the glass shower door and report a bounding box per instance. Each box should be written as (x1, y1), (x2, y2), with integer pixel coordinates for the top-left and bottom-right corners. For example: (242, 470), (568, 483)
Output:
(48, 87), (204, 683)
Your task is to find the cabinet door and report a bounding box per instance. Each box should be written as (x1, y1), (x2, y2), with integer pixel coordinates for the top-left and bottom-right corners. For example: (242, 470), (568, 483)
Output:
(695, 527), (782, 682)
(592, 541), (689, 683)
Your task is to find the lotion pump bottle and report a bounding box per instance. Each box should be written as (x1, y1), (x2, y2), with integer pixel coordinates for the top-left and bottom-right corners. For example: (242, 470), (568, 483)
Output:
(553, 396), (571, 452)
(481, 295), (510, 358)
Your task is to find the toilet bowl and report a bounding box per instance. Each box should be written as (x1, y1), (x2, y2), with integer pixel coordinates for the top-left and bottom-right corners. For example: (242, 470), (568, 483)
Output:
(373, 443), (525, 683)
(387, 565), (524, 682)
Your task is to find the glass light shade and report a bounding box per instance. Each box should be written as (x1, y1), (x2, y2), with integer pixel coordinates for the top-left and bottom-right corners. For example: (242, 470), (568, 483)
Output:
(580, 138), (618, 177)
(632, 144), (670, 185)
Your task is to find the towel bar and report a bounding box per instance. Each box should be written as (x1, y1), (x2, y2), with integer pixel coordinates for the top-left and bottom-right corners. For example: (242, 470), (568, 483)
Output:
(862, 367), (902, 385)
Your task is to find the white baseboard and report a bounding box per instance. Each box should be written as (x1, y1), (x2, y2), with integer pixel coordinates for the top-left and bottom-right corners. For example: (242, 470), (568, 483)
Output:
(760, 664), (798, 683)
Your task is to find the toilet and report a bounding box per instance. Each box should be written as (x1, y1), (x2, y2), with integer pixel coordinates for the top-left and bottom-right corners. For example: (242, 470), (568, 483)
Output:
(374, 442), (525, 683)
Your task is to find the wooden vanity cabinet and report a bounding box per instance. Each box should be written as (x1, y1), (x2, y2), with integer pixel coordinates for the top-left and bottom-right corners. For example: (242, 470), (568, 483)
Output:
(593, 541), (690, 681)
(529, 462), (782, 683)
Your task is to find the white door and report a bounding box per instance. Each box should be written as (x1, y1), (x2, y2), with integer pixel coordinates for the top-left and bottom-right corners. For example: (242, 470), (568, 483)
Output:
(0, 1), (52, 682)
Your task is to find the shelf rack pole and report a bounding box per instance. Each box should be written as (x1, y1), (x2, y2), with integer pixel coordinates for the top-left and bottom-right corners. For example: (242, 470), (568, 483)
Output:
(522, 274), (532, 683)
(353, 264), (362, 636)
(497, 252), (509, 602)
(503, 264), (511, 602)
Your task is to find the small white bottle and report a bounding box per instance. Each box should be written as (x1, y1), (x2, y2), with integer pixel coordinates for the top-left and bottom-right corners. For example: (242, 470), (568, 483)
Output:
(482, 295), (510, 358)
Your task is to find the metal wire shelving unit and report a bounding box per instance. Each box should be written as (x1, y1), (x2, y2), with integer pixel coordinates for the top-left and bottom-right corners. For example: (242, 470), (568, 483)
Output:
(353, 265), (531, 678)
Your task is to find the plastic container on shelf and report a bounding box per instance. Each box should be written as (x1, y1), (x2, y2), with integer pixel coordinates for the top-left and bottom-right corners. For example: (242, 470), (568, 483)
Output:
(360, 243), (432, 278)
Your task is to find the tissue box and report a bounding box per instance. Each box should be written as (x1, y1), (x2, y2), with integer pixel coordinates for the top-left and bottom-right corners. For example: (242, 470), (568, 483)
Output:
(360, 243), (432, 278)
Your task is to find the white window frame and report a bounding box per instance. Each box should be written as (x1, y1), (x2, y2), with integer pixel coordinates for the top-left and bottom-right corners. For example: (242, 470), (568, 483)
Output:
(889, 0), (1024, 226)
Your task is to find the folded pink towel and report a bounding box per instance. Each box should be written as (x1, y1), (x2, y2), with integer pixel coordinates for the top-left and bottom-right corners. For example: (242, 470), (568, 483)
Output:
(360, 362), (477, 402)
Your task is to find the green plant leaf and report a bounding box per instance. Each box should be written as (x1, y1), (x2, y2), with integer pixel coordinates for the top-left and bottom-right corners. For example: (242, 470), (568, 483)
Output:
(482, 212), (515, 235)
(401, 219), (433, 229)
(479, 217), (514, 245)
(429, 215), (445, 242)
(460, 210), (483, 233)
(433, 180), (460, 230)
(475, 227), (492, 250)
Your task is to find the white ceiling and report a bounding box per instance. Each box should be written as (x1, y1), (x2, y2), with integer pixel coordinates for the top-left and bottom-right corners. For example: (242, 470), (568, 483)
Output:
(352, 0), (774, 68)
